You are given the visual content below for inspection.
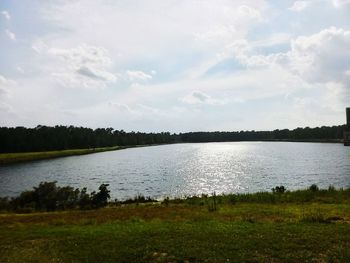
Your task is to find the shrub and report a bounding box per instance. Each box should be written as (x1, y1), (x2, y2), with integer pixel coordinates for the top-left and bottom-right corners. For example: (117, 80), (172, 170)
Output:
(91, 184), (110, 208)
(122, 194), (157, 205)
(11, 190), (36, 212)
(328, 185), (335, 192)
(272, 186), (286, 194)
(33, 181), (59, 211)
(162, 197), (170, 207)
(228, 194), (237, 205)
(309, 184), (319, 192)
(0, 197), (9, 211)
(4, 181), (111, 212)
(78, 187), (92, 209)
(207, 192), (218, 212)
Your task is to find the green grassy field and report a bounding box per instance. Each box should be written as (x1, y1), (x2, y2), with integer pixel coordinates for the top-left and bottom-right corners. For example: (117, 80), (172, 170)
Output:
(1, 199), (350, 262)
(0, 146), (125, 165)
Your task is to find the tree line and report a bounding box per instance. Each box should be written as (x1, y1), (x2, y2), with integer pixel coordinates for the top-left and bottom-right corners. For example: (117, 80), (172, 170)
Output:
(0, 181), (111, 212)
(0, 124), (346, 153)
(179, 125), (347, 143)
(1, 181), (348, 213)
(0, 125), (174, 153)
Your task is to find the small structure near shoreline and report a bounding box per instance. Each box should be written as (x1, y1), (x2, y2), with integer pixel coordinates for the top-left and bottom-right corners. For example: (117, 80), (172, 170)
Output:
(345, 108), (350, 146)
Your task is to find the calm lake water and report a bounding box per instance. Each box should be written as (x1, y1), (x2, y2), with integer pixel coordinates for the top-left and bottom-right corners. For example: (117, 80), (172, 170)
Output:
(0, 142), (349, 199)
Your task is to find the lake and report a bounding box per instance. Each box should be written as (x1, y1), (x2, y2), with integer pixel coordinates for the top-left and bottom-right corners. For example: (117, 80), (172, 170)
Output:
(0, 142), (349, 199)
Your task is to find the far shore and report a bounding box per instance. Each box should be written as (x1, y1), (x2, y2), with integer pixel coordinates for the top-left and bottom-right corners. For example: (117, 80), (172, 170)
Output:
(0, 139), (344, 166)
(0, 145), (146, 165)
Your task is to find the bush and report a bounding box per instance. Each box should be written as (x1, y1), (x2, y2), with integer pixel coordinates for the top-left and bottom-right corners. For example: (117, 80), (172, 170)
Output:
(272, 186), (286, 194)
(309, 184), (319, 192)
(33, 181), (59, 211)
(78, 188), (92, 209)
(207, 192), (218, 212)
(11, 190), (36, 212)
(0, 197), (9, 211)
(56, 186), (80, 210)
(328, 185), (335, 192)
(5, 181), (111, 212)
(162, 197), (170, 207)
(91, 184), (110, 208)
(121, 194), (157, 205)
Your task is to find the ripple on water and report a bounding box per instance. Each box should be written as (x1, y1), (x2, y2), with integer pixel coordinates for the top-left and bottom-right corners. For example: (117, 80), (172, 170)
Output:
(0, 142), (349, 199)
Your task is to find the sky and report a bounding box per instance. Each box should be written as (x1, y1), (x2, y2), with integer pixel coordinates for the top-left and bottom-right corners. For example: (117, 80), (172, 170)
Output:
(0, 0), (349, 132)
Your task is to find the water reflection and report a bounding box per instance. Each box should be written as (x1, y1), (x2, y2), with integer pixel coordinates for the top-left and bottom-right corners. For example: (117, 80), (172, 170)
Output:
(0, 142), (349, 199)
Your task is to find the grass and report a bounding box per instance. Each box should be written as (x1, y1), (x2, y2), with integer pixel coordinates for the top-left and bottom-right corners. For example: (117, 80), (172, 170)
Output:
(167, 187), (350, 206)
(0, 144), (165, 165)
(0, 146), (124, 165)
(1, 198), (350, 262)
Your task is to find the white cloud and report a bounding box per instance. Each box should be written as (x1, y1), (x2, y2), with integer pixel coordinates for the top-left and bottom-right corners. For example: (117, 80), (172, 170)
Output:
(324, 82), (350, 110)
(289, 1), (310, 12)
(108, 102), (133, 113)
(0, 75), (16, 99)
(186, 91), (210, 104)
(0, 85), (8, 97)
(49, 45), (113, 69)
(182, 91), (226, 105)
(1, 1), (349, 130)
(76, 66), (116, 82)
(220, 27), (350, 93)
(331, 0), (350, 7)
(5, 29), (16, 41)
(32, 40), (49, 53)
(251, 33), (291, 48)
(136, 104), (160, 114)
(0, 75), (10, 85)
(0, 74), (15, 87)
(193, 26), (350, 119)
(251, 27), (350, 107)
(108, 102), (161, 118)
(193, 4), (264, 52)
(1, 10), (10, 20)
(0, 102), (12, 112)
(218, 39), (272, 68)
(286, 27), (350, 85)
(194, 25), (238, 50)
(237, 5), (262, 20)
(16, 66), (25, 74)
(47, 44), (116, 88)
(126, 70), (152, 82)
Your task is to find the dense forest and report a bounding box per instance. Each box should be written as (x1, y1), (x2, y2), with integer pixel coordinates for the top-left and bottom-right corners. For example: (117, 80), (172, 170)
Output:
(0, 126), (173, 153)
(0, 124), (347, 153)
(179, 125), (347, 143)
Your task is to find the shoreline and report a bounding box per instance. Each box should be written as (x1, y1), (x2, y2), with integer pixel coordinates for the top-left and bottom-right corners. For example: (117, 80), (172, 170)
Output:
(1, 186), (349, 262)
(0, 145), (141, 165)
(0, 139), (344, 165)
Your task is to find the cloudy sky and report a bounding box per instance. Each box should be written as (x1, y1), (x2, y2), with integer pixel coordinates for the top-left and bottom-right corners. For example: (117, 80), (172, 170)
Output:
(0, 0), (349, 132)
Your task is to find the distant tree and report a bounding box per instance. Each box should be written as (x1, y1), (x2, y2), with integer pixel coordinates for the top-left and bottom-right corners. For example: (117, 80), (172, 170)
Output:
(309, 184), (319, 192)
(91, 184), (110, 208)
(56, 186), (80, 210)
(0, 124), (346, 153)
(10, 190), (36, 212)
(78, 187), (92, 210)
(0, 197), (9, 211)
(272, 185), (286, 194)
(33, 181), (58, 211)
(3, 182), (114, 212)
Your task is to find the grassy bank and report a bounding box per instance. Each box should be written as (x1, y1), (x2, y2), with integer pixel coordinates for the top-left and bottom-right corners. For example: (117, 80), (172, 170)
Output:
(0, 146), (127, 165)
(1, 188), (350, 262)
